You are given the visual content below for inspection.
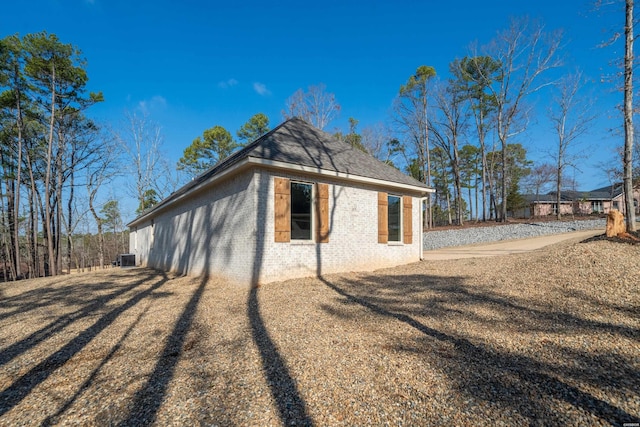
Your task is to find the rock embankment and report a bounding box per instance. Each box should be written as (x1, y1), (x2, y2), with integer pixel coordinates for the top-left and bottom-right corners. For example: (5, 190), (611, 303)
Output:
(423, 219), (605, 250)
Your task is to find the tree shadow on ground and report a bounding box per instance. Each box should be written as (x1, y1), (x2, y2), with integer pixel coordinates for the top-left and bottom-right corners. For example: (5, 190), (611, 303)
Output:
(0, 273), (161, 369)
(247, 161), (313, 426)
(319, 272), (640, 425)
(119, 276), (208, 426)
(247, 286), (313, 426)
(0, 269), (172, 418)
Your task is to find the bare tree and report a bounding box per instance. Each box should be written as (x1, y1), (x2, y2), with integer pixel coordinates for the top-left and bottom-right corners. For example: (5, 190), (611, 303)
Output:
(548, 71), (595, 219)
(523, 163), (555, 217)
(115, 111), (167, 213)
(524, 163), (556, 195)
(360, 123), (400, 165)
(86, 134), (119, 269)
(432, 81), (469, 225)
(283, 84), (340, 130)
(476, 18), (562, 221)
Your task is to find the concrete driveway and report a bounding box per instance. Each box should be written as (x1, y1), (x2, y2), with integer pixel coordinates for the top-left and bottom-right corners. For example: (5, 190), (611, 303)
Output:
(422, 229), (603, 260)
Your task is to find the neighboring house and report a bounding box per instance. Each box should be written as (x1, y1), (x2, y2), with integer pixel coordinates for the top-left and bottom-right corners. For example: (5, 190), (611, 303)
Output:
(127, 118), (433, 286)
(520, 193), (573, 218)
(521, 183), (640, 218)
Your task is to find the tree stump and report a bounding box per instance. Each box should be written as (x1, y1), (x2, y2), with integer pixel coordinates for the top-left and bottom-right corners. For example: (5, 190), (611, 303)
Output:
(606, 209), (625, 237)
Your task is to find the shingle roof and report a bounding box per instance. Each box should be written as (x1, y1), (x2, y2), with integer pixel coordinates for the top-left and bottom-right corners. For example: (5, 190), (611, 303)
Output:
(551, 188), (619, 200)
(242, 117), (429, 187)
(524, 194), (572, 203)
(588, 183), (623, 198)
(128, 118), (430, 225)
(523, 183), (626, 204)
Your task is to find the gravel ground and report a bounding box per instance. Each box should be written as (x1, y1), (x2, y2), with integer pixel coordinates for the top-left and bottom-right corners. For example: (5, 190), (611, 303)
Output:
(0, 237), (638, 426)
(423, 219), (606, 250)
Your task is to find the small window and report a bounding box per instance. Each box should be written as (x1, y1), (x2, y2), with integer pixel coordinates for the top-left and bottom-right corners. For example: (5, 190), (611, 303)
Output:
(388, 195), (401, 242)
(150, 220), (155, 249)
(291, 182), (313, 240)
(591, 201), (603, 213)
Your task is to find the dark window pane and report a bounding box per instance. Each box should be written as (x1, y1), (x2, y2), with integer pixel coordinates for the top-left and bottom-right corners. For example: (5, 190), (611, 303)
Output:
(388, 195), (401, 242)
(291, 182), (312, 240)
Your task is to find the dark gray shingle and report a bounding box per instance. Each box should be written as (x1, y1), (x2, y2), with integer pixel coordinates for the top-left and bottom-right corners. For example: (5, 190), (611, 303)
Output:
(243, 117), (428, 188)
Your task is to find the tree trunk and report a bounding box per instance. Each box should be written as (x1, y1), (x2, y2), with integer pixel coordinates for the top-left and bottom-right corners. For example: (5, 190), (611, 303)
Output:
(25, 148), (40, 277)
(624, 0), (637, 231)
(486, 146), (497, 220)
(501, 141), (508, 222)
(468, 185), (473, 222)
(3, 171), (17, 281)
(44, 63), (57, 276)
(452, 138), (463, 226)
(0, 179), (16, 281)
(88, 189), (105, 269)
(479, 123), (487, 222)
(14, 82), (23, 279)
(474, 165), (479, 221)
(55, 126), (65, 274)
(67, 155), (75, 274)
(556, 154), (562, 220)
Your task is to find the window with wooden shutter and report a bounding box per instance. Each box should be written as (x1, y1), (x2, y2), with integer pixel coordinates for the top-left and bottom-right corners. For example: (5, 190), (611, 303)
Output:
(274, 177), (291, 242)
(387, 195), (401, 242)
(403, 196), (412, 244)
(378, 192), (388, 243)
(316, 183), (329, 243)
(291, 182), (313, 240)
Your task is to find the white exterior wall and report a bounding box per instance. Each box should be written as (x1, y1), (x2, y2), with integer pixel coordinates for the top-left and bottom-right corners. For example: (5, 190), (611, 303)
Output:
(130, 170), (258, 285)
(130, 167), (423, 286)
(254, 169), (422, 284)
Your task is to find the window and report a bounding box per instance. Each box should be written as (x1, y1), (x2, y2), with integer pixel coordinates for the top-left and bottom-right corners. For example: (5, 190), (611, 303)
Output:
(291, 182), (313, 240)
(613, 201), (619, 210)
(274, 177), (329, 243)
(378, 192), (412, 244)
(150, 219), (155, 249)
(591, 201), (603, 213)
(388, 195), (401, 242)
(552, 203), (558, 215)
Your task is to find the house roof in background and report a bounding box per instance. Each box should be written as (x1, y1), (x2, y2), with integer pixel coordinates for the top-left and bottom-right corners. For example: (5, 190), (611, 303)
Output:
(524, 194), (572, 203)
(588, 183), (624, 198)
(524, 183), (631, 203)
(128, 118), (430, 226)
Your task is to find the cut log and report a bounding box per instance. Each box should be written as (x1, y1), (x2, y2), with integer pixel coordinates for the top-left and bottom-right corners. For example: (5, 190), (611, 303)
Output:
(606, 210), (625, 237)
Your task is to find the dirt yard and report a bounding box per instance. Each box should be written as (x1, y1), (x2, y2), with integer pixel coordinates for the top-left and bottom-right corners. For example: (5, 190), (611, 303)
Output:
(0, 238), (638, 426)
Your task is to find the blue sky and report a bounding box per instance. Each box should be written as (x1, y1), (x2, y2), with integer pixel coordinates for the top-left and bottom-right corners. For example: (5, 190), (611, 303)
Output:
(2, 0), (627, 219)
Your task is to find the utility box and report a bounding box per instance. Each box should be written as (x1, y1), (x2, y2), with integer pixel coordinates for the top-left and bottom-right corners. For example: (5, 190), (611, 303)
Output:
(118, 254), (136, 267)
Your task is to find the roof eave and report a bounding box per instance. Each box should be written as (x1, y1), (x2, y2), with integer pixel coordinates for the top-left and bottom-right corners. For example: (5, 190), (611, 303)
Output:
(127, 157), (254, 227)
(247, 157), (434, 195)
(127, 157), (433, 228)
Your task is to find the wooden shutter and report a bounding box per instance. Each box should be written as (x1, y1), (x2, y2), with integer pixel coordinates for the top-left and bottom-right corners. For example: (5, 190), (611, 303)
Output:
(316, 183), (329, 243)
(403, 196), (413, 244)
(378, 192), (388, 243)
(274, 177), (290, 242)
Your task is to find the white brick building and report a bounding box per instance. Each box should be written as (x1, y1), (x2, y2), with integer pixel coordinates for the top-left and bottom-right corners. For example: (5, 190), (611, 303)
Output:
(127, 118), (433, 286)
